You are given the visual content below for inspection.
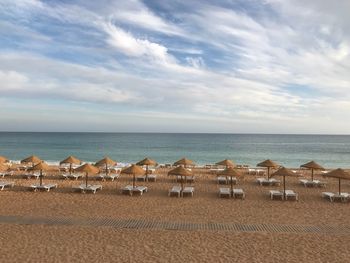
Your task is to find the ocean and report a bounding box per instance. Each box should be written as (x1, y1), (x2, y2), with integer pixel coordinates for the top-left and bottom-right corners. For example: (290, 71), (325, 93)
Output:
(0, 132), (349, 168)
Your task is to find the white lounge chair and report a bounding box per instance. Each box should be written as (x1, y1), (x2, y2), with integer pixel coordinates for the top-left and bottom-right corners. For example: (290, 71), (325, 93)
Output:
(322, 192), (335, 202)
(0, 181), (15, 190)
(217, 176), (227, 184)
(0, 171), (14, 178)
(219, 188), (231, 198)
(233, 188), (245, 199)
(269, 190), (283, 200)
(30, 183), (57, 192)
(169, 186), (181, 197)
(121, 185), (133, 195)
(182, 186), (194, 197)
(23, 173), (41, 179)
(147, 174), (157, 182)
(269, 178), (281, 186)
(132, 186), (148, 196)
(73, 184), (102, 194)
(299, 179), (309, 187)
(257, 178), (267, 185)
(285, 190), (298, 201)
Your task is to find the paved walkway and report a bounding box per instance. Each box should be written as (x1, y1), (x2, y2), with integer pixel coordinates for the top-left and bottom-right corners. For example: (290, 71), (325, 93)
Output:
(0, 215), (348, 235)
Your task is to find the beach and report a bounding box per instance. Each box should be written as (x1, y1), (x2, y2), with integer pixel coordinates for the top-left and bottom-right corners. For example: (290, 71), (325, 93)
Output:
(0, 167), (349, 262)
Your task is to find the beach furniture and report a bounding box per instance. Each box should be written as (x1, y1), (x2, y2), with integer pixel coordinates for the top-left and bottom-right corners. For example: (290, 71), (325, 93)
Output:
(269, 190), (283, 200)
(122, 185), (133, 196)
(73, 184), (102, 194)
(137, 173), (157, 182)
(257, 178), (281, 186)
(300, 179), (326, 187)
(96, 173), (119, 181)
(182, 186), (194, 197)
(0, 181), (15, 190)
(132, 186), (148, 196)
(121, 185), (148, 196)
(23, 172), (41, 179)
(0, 171), (14, 178)
(217, 176), (237, 185)
(285, 190), (298, 201)
(232, 188), (245, 199)
(322, 192), (335, 202)
(169, 186), (182, 197)
(30, 183), (57, 192)
(61, 173), (83, 180)
(176, 175), (195, 183)
(219, 187), (231, 198)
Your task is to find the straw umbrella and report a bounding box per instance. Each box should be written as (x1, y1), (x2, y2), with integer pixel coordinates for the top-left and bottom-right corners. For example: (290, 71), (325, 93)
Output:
(300, 161), (324, 181)
(121, 164), (145, 188)
(21, 155), (42, 167)
(75, 163), (99, 188)
(60, 156), (82, 175)
(0, 163), (8, 172)
(174, 158), (195, 168)
(325, 168), (350, 195)
(168, 166), (193, 191)
(136, 158), (157, 181)
(257, 159), (279, 179)
(0, 156), (9, 163)
(216, 159), (235, 168)
(271, 167), (297, 200)
(218, 167), (241, 196)
(30, 162), (50, 186)
(95, 156), (117, 176)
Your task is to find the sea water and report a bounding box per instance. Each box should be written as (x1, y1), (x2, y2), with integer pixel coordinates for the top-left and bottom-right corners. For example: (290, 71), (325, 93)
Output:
(0, 132), (349, 168)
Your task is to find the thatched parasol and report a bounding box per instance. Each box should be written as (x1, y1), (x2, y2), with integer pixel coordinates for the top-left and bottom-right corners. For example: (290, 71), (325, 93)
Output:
(325, 168), (350, 195)
(75, 163), (99, 187)
(30, 162), (50, 186)
(121, 164), (145, 188)
(0, 156), (9, 163)
(257, 159), (279, 179)
(300, 161), (324, 181)
(218, 167), (241, 196)
(168, 166), (193, 191)
(216, 159), (235, 168)
(173, 158), (195, 168)
(136, 157), (157, 181)
(95, 156), (117, 176)
(60, 156), (82, 175)
(0, 163), (9, 172)
(21, 155), (42, 167)
(271, 167), (297, 200)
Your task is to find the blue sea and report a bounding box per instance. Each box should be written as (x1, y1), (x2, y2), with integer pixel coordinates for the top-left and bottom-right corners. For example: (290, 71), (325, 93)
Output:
(0, 132), (349, 168)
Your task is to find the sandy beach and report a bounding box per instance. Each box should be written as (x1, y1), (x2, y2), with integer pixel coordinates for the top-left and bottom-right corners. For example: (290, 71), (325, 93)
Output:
(0, 167), (349, 262)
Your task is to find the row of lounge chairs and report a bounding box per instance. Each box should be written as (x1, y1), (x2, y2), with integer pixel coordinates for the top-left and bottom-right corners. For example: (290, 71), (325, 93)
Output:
(219, 188), (245, 199)
(269, 190), (298, 201)
(322, 192), (350, 202)
(169, 186), (194, 197)
(299, 179), (326, 188)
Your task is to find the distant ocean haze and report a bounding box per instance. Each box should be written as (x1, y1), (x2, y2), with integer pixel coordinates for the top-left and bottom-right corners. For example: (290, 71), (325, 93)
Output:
(0, 132), (349, 168)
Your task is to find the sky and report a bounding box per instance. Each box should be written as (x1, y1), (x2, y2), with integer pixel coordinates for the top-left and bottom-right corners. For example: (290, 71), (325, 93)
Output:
(1, 0), (350, 134)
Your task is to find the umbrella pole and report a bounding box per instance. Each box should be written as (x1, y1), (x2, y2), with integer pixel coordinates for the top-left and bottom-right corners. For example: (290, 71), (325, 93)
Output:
(70, 163), (72, 175)
(146, 165), (149, 182)
(85, 172), (88, 187)
(106, 163), (108, 176)
(181, 175), (183, 193)
(283, 175), (286, 201)
(133, 174), (135, 188)
(267, 167), (270, 180)
(311, 169), (314, 181)
(339, 178), (341, 195)
(230, 175), (233, 197)
(40, 169), (43, 186)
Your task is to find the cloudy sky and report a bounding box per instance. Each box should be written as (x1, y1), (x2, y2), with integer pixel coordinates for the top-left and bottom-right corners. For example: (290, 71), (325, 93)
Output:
(1, 0), (350, 133)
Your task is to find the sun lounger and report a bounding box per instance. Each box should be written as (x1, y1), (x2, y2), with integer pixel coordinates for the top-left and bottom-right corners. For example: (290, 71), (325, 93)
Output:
(182, 186), (194, 197)
(62, 173), (83, 180)
(299, 179), (309, 187)
(176, 175), (195, 183)
(23, 173), (41, 179)
(132, 186), (148, 196)
(219, 188), (231, 198)
(285, 190), (298, 201)
(257, 178), (266, 185)
(269, 178), (281, 186)
(121, 185), (133, 196)
(0, 171), (14, 178)
(269, 190), (283, 200)
(232, 188), (245, 199)
(0, 181), (15, 190)
(96, 173), (119, 181)
(30, 183), (58, 192)
(331, 192), (350, 202)
(322, 192), (335, 202)
(169, 186), (181, 197)
(147, 174), (157, 182)
(73, 184), (102, 194)
(217, 176), (227, 184)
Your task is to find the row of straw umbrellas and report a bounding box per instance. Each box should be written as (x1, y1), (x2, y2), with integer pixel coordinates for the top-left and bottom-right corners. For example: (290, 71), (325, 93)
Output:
(1, 155), (349, 197)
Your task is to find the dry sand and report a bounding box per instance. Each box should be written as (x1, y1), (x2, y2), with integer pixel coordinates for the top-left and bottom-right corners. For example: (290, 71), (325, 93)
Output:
(0, 167), (349, 262)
